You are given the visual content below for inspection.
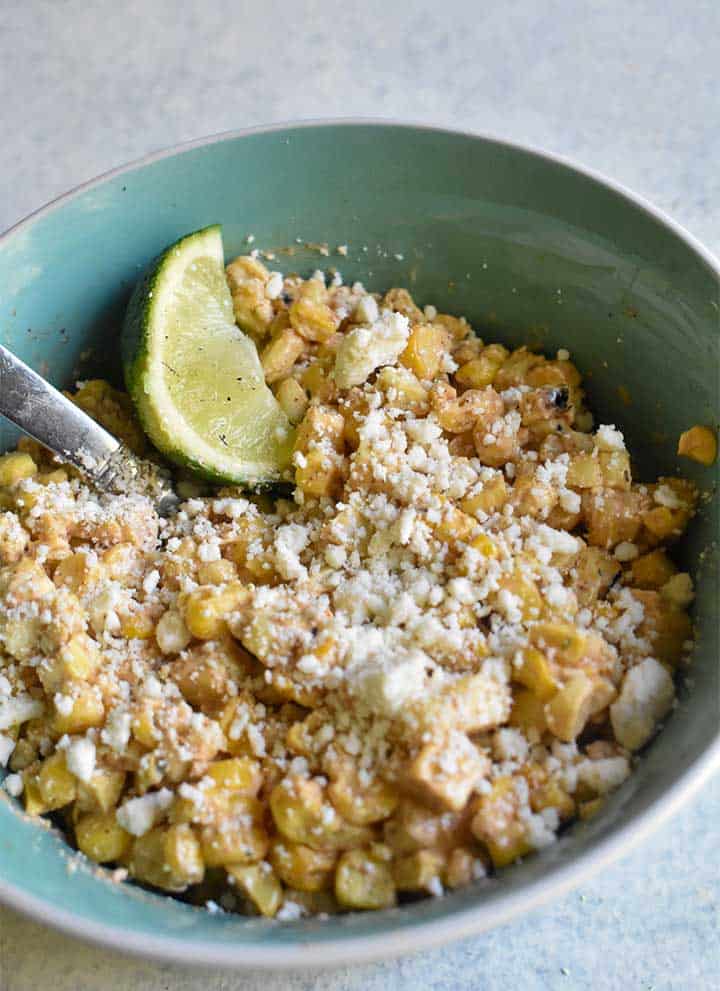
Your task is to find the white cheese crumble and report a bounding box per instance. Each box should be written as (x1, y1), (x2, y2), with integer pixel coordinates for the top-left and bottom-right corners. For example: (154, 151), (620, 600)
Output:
(116, 788), (173, 836)
(333, 310), (409, 389)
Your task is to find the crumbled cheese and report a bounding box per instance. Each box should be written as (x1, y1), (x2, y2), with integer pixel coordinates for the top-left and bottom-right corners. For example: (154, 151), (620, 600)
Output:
(116, 789), (173, 836)
(101, 710), (132, 752)
(0, 733), (16, 767)
(576, 756), (631, 795)
(333, 310), (409, 388)
(653, 484), (683, 509)
(4, 773), (23, 797)
(610, 658), (675, 751)
(265, 272), (284, 299)
(65, 737), (96, 782)
(0, 696), (43, 731)
(595, 425), (626, 452)
(614, 541), (639, 562)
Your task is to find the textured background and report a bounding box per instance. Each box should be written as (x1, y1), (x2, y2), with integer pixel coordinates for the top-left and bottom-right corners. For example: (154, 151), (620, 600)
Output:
(0, 1), (718, 988)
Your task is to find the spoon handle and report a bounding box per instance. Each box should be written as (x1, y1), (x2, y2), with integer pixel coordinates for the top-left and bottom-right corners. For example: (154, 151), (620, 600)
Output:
(0, 343), (120, 479)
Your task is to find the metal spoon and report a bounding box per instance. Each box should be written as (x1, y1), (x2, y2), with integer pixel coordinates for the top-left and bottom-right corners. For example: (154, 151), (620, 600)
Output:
(0, 344), (179, 515)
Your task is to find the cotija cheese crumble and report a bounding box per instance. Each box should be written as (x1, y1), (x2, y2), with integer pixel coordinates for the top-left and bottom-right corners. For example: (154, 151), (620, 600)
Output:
(0, 256), (701, 917)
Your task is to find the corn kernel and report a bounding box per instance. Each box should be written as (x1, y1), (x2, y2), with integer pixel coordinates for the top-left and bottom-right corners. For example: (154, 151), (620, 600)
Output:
(37, 752), (77, 810)
(275, 377), (309, 423)
(335, 848), (396, 910)
(514, 647), (558, 701)
(0, 452), (37, 487)
(400, 324), (447, 380)
(270, 840), (337, 892)
(228, 862), (283, 917)
(677, 425), (717, 466)
(545, 672), (596, 741)
(75, 811), (131, 863)
(393, 849), (446, 891)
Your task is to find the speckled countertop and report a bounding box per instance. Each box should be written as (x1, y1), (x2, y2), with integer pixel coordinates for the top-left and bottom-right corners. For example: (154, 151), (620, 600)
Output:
(0, 2), (718, 988)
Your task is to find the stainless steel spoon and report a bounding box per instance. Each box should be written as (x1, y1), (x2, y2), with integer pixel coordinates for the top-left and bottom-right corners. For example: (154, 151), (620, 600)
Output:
(0, 344), (178, 515)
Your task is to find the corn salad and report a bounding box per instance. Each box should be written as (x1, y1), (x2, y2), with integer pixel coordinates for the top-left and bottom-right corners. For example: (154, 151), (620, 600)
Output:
(0, 259), (703, 919)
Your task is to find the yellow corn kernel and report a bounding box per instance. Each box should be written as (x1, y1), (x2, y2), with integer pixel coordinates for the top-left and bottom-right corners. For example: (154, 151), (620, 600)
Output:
(275, 377), (309, 424)
(470, 777), (532, 869)
(574, 547), (621, 605)
(433, 507), (476, 544)
(201, 795), (269, 867)
(599, 450), (631, 489)
(584, 489), (646, 549)
(22, 769), (48, 815)
(407, 733), (488, 812)
(461, 475), (509, 517)
(660, 573), (694, 610)
(270, 840), (337, 892)
(510, 475), (558, 519)
(76, 770), (126, 814)
(52, 686), (104, 735)
(37, 468), (68, 486)
(227, 862), (283, 917)
(131, 705), (159, 748)
(530, 622), (587, 666)
(493, 347), (544, 390)
(183, 582), (248, 640)
(630, 549), (677, 589)
(52, 550), (102, 593)
(129, 824), (204, 891)
(436, 387), (504, 434)
(289, 295), (337, 343)
(514, 647), (558, 701)
(37, 752), (77, 810)
(444, 847), (480, 889)
(455, 344), (507, 389)
(678, 425), (717, 466)
(270, 778), (373, 851)
(0, 452), (37, 487)
(375, 366), (429, 412)
(295, 448), (345, 499)
(260, 329), (306, 383)
(400, 323), (447, 380)
(566, 453), (602, 488)
(509, 689), (547, 735)
(335, 848), (396, 910)
(435, 313), (472, 341)
(39, 634), (100, 693)
(328, 772), (398, 826)
(119, 609), (155, 641)
(496, 573), (543, 622)
(468, 533), (499, 558)
(196, 561), (237, 591)
(578, 797), (604, 820)
(544, 672), (596, 741)
(206, 757), (262, 797)
(155, 609), (192, 654)
(393, 849), (446, 891)
(75, 811), (131, 863)
(226, 255), (270, 287)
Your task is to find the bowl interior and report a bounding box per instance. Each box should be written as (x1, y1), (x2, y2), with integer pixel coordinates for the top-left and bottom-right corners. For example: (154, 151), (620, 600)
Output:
(0, 123), (717, 965)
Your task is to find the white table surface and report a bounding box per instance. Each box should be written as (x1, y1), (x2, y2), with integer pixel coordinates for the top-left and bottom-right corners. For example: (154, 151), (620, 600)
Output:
(0, 2), (718, 988)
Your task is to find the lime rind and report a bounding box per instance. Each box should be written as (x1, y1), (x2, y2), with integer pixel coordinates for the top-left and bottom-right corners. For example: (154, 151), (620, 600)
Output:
(122, 226), (295, 486)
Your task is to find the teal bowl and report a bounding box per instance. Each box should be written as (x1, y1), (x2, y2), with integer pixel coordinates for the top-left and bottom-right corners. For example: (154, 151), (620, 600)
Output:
(0, 122), (718, 968)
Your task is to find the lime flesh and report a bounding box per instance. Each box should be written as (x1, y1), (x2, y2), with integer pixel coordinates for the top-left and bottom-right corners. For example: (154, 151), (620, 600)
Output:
(122, 226), (294, 485)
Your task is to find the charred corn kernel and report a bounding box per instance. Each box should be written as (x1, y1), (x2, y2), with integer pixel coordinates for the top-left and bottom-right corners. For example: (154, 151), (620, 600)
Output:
(493, 347), (543, 390)
(393, 849), (446, 891)
(207, 757), (262, 796)
(183, 583), (248, 640)
(545, 672), (596, 741)
(630, 549), (677, 589)
(566, 453), (602, 488)
(201, 795), (268, 867)
(225, 255), (270, 287)
(335, 848), (396, 910)
(436, 387), (504, 434)
(52, 686), (104, 735)
(642, 506), (677, 540)
(38, 752), (77, 810)
(400, 323), (447, 380)
(270, 778), (373, 851)
(678, 425), (717, 466)
(434, 313), (472, 340)
(382, 287), (423, 322)
(289, 294), (337, 343)
(0, 452), (37, 487)
(584, 489), (645, 549)
(471, 777), (532, 868)
(275, 377), (309, 423)
(461, 475), (509, 516)
(509, 689), (547, 735)
(76, 770), (126, 814)
(270, 840), (337, 892)
(260, 329), (305, 383)
(295, 404), (345, 453)
(227, 862), (283, 917)
(75, 811), (131, 863)
(328, 773), (398, 825)
(574, 547), (621, 605)
(515, 648), (558, 701)
(155, 609), (192, 654)
(530, 623), (587, 665)
(129, 824), (204, 891)
(599, 450), (631, 489)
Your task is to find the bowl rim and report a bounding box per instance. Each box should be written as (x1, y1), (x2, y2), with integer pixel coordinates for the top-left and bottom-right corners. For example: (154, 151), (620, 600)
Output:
(1, 117), (718, 971)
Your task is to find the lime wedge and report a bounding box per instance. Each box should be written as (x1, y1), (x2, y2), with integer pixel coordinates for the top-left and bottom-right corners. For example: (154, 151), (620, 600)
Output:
(122, 225), (294, 486)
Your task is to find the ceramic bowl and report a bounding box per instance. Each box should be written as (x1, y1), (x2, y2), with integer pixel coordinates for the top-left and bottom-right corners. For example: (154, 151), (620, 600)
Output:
(0, 121), (718, 969)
